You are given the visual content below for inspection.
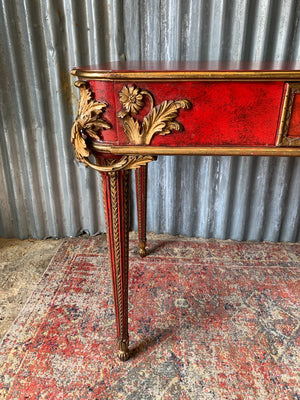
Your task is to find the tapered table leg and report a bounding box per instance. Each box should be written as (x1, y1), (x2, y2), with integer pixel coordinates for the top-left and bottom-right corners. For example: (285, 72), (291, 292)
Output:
(135, 164), (148, 257)
(101, 169), (130, 361)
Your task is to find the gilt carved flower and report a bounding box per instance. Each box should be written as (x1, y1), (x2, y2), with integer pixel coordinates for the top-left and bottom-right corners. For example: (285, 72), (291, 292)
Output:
(118, 85), (192, 146)
(119, 86), (144, 113)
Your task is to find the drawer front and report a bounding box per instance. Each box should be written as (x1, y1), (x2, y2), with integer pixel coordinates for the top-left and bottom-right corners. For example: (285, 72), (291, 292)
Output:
(113, 81), (284, 147)
(276, 82), (300, 146)
(88, 80), (287, 147)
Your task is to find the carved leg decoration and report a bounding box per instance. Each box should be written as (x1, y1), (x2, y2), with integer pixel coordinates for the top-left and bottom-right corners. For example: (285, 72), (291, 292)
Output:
(101, 169), (130, 361)
(135, 165), (148, 257)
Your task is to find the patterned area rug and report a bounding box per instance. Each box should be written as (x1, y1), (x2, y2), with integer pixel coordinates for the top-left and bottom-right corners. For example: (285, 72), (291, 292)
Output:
(0, 235), (299, 399)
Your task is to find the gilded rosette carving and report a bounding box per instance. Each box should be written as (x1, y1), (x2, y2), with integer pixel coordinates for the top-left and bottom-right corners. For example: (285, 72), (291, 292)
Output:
(71, 80), (111, 166)
(118, 85), (192, 145)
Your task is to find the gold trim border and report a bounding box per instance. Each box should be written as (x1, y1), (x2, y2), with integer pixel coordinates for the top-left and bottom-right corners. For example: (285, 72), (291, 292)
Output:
(71, 69), (300, 81)
(276, 82), (300, 146)
(91, 143), (300, 157)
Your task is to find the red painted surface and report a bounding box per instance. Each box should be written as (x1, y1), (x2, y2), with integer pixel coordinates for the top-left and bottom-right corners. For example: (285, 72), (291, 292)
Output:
(112, 81), (285, 146)
(88, 80), (286, 147)
(288, 94), (300, 137)
(88, 81), (118, 143)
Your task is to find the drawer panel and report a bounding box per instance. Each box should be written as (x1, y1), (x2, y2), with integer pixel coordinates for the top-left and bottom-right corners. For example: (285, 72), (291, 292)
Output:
(113, 81), (284, 147)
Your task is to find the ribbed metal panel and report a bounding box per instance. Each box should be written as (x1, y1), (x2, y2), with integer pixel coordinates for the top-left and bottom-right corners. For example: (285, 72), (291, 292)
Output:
(0, 0), (299, 241)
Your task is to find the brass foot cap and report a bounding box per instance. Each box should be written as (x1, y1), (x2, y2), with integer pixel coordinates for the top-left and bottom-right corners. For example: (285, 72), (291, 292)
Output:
(138, 241), (147, 258)
(118, 349), (130, 361)
(117, 339), (130, 361)
(139, 248), (147, 258)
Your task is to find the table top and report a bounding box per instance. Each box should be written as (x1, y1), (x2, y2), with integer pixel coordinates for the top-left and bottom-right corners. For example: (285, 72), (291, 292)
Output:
(71, 61), (300, 81)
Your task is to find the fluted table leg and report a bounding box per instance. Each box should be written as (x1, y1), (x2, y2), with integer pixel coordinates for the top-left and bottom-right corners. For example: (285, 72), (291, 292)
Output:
(135, 164), (148, 258)
(101, 169), (130, 361)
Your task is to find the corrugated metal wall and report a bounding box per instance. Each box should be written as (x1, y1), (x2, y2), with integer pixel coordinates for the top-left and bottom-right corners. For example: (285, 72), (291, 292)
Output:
(0, 0), (299, 241)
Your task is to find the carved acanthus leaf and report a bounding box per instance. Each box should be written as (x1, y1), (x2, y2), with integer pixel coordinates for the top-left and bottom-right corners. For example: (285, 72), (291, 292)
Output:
(71, 80), (111, 166)
(123, 116), (141, 144)
(118, 85), (192, 145)
(142, 99), (191, 145)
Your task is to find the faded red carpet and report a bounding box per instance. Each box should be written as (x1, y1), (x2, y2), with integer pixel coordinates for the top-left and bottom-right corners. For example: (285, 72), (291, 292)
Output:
(0, 234), (299, 399)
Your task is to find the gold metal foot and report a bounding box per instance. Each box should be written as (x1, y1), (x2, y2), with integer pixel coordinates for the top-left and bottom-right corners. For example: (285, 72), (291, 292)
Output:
(117, 339), (130, 361)
(138, 241), (147, 258)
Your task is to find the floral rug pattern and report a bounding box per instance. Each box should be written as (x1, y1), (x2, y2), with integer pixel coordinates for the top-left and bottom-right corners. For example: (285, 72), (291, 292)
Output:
(0, 235), (299, 399)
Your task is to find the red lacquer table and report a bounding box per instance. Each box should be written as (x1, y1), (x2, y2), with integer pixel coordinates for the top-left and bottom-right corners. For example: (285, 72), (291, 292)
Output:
(71, 61), (300, 360)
